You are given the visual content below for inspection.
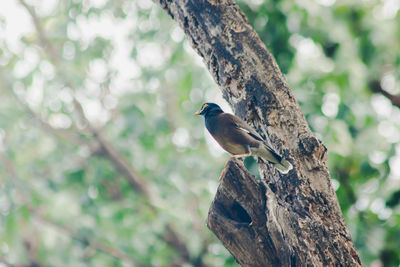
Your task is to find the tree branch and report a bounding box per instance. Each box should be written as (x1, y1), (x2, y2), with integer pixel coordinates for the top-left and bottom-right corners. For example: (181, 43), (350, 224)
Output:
(156, 0), (362, 266)
(19, 0), (59, 63)
(209, 158), (306, 266)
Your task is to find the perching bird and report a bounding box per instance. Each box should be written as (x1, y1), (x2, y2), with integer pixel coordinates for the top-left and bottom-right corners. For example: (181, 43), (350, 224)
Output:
(194, 103), (292, 174)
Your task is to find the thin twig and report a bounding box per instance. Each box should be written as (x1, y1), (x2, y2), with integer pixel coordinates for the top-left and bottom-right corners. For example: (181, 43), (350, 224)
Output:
(19, 0), (59, 63)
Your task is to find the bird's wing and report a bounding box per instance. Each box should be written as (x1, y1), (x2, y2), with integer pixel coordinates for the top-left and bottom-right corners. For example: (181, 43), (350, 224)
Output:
(224, 113), (282, 158)
(223, 113), (264, 142)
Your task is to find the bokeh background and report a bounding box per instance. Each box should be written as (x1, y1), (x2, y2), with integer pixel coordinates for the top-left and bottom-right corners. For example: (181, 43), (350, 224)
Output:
(0, 0), (399, 266)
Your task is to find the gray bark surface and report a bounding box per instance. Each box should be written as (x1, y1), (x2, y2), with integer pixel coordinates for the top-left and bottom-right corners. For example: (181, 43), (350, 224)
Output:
(156, 0), (362, 266)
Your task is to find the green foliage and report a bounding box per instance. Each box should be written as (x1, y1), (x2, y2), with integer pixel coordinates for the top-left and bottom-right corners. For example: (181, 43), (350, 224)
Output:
(0, 0), (399, 266)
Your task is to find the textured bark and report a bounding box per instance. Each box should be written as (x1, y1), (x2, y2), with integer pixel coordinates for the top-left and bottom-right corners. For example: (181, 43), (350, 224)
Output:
(156, 0), (362, 266)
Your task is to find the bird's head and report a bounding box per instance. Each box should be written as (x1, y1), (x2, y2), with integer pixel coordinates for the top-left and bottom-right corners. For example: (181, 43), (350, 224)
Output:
(193, 103), (223, 117)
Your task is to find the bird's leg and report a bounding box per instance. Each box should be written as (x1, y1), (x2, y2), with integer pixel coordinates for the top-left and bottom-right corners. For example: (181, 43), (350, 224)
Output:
(218, 172), (224, 181)
(218, 160), (231, 181)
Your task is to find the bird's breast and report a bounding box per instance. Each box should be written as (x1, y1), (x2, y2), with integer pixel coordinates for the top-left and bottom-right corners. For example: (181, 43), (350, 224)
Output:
(204, 115), (248, 155)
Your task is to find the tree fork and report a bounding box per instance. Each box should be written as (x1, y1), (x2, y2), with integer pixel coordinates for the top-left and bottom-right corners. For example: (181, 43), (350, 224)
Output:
(155, 0), (362, 266)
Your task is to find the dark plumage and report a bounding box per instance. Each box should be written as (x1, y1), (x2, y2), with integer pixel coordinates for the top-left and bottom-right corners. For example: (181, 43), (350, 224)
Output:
(194, 103), (292, 174)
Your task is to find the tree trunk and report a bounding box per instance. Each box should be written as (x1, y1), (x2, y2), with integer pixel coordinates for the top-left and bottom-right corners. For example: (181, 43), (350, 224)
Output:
(155, 0), (362, 266)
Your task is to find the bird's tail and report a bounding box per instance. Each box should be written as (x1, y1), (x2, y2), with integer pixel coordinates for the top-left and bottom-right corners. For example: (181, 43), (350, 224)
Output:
(250, 146), (293, 174)
(273, 158), (293, 174)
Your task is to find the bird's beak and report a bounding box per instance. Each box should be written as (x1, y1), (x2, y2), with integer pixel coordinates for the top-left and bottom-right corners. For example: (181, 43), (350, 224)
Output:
(193, 103), (207, 115)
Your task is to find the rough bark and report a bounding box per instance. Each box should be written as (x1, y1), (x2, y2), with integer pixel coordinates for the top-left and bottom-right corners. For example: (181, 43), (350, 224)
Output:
(156, 0), (362, 266)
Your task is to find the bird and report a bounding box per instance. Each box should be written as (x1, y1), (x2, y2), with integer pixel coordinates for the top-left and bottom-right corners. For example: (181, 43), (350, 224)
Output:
(193, 103), (293, 174)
